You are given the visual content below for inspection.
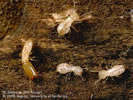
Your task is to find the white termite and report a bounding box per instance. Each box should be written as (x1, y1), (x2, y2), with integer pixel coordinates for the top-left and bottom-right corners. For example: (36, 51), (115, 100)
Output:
(54, 9), (80, 36)
(56, 63), (84, 80)
(57, 16), (75, 36)
(21, 39), (38, 80)
(54, 8), (93, 36)
(42, 8), (93, 36)
(92, 65), (125, 84)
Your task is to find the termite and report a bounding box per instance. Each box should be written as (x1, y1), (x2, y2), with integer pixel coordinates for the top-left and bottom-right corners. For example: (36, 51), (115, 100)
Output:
(41, 7), (94, 36)
(91, 65), (125, 84)
(56, 63), (84, 80)
(22, 39), (37, 80)
(51, 8), (93, 36)
(56, 9), (80, 36)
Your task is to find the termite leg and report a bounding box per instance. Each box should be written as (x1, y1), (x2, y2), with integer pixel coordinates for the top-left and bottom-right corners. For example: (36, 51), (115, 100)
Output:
(71, 25), (78, 32)
(94, 79), (101, 85)
(102, 78), (109, 83)
(80, 76), (84, 81)
(30, 56), (37, 62)
(29, 79), (33, 92)
(111, 77), (115, 81)
(83, 67), (88, 70)
(65, 73), (71, 82)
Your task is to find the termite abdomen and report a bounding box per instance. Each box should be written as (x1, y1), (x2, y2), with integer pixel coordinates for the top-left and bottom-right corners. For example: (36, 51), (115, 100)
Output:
(22, 61), (37, 80)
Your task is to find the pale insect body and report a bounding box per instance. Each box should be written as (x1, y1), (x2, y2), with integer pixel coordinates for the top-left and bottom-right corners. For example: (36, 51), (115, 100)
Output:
(22, 39), (33, 63)
(131, 15), (133, 23)
(71, 66), (83, 76)
(95, 65), (125, 84)
(129, 9), (133, 23)
(52, 8), (80, 36)
(21, 39), (37, 80)
(105, 65), (125, 77)
(57, 17), (73, 35)
(52, 8), (79, 23)
(56, 63), (83, 78)
(56, 63), (72, 74)
(43, 7), (93, 36)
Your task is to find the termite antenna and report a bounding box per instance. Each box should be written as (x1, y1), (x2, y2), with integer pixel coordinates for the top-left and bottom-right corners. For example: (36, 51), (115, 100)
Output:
(90, 70), (99, 73)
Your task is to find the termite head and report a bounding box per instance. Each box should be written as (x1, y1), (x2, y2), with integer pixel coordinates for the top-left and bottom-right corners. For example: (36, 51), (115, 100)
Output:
(72, 66), (83, 76)
(98, 70), (107, 80)
(26, 39), (33, 49)
(22, 39), (33, 63)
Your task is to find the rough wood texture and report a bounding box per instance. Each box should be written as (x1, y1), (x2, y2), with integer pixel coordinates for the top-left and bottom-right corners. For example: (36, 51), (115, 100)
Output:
(0, 0), (133, 99)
